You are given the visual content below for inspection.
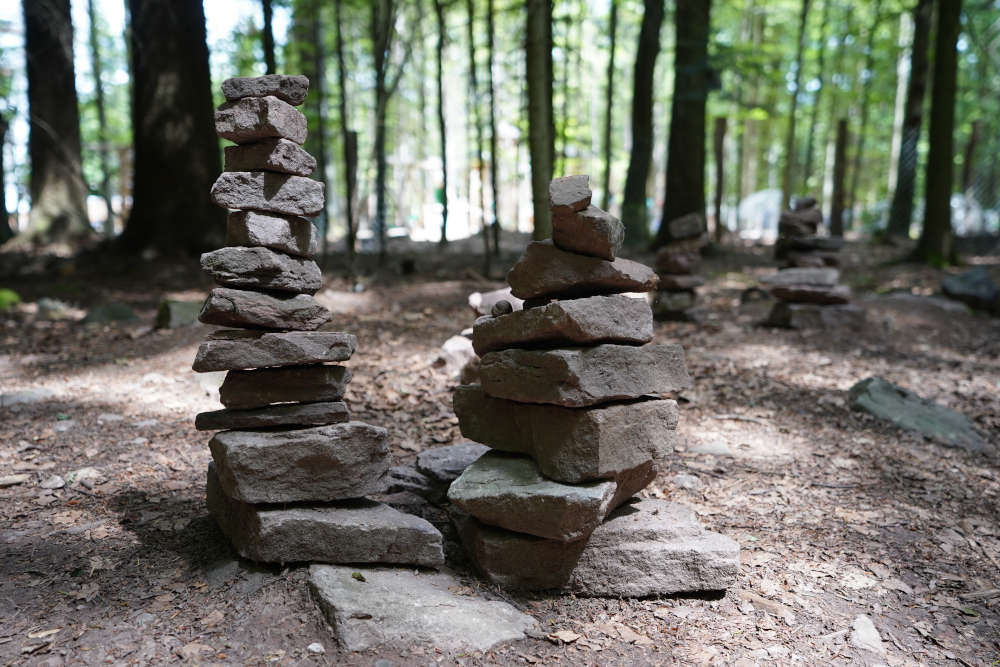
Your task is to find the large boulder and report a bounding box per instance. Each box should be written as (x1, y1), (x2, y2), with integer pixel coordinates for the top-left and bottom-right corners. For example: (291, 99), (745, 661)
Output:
(506, 240), (658, 300)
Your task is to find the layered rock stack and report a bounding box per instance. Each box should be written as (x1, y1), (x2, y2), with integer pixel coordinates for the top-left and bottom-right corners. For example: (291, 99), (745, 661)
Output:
(194, 75), (442, 568)
(652, 213), (708, 321)
(448, 175), (739, 595)
(774, 197), (842, 268)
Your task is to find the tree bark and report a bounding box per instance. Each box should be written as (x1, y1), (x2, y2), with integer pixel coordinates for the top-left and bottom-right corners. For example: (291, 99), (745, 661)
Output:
(466, 0), (491, 274)
(620, 0), (663, 246)
(829, 118), (848, 236)
(713, 117), (726, 243)
(845, 0), (882, 231)
(0, 117), (10, 243)
(525, 0), (553, 240)
(262, 0), (276, 75)
(22, 0), (90, 245)
(334, 0), (356, 274)
(433, 0), (449, 247)
(486, 0), (500, 254)
(87, 0), (114, 238)
(120, 0), (221, 255)
(780, 0), (811, 209)
(655, 0), (711, 248)
(600, 0), (618, 212)
(961, 120), (980, 194)
(310, 2), (330, 267)
(801, 0), (829, 193)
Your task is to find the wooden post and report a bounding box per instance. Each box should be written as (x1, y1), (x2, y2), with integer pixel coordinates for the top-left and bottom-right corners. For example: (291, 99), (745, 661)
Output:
(830, 119), (848, 237)
(713, 116), (727, 243)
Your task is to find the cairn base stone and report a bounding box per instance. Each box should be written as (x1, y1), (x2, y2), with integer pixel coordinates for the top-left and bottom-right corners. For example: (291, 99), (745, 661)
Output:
(200, 246), (322, 294)
(195, 401), (349, 431)
(199, 287), (331, 330)
(193, 330), (355, 372)
(766, 302), (866, 329)
(507, 240), (658, 300)
(226, 211), (319, 258)
(219, 364), (351, 409)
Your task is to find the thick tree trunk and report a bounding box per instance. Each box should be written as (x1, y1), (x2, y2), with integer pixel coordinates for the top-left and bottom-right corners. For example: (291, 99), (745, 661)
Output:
(620, 0), (663, 245)
(802, 0), (829, 192)
(600, 0), (618, 212)
(466, 0), (491, 274)
(525, 0), (553, 240)
(434, 0), (449, 247)
(334, 0), (356, 273)
(713, 117), (726, 243)
(829, 118), (848, 237)
(486, 0), (500, 254)
(87, 0), (114, 238)
(916, 0), (962, 263)
(655, 0), (711, 247)
(262, 0), (276, 75)
(780, 0), (811, 209)
(121, 0), (221, 255)
(846, 0), (882, 231)
(22, 0), (90, 245)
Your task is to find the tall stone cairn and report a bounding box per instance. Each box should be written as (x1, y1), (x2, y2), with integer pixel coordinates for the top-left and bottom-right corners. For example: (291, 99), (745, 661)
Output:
(652, 213), (709, 321)
(765, 197), (864, 329)
(449, 175), (739, 596)
(194, 75), (443, 567)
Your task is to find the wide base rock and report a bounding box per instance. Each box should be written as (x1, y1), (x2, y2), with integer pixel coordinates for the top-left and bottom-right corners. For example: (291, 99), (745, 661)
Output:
(766, 302), (866, 329)
(506, 240), (658, 300)
(219, 364), (351, 409)
(195, 400), (349, 431)
(209, 422), (389, 503)
(207, 465), (443, 566)
(309, 565), (536, 652)
(455, 498), (740, 596)
(193, 329), (355, 372)
(199, 287), (331, 330)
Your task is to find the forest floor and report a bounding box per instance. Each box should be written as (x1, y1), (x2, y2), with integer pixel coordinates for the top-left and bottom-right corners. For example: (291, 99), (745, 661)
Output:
(1, 238), (999, 666)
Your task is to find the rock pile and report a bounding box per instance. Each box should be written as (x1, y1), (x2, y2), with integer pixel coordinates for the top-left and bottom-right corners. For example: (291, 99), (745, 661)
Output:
(449, 175), (739, 595)
(194, 75), (442, 568)
(774, 197), (841, 268)
(652, 213), (708, 321)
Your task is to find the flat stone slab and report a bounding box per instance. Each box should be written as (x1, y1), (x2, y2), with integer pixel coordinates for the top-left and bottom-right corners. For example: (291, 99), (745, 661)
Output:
(785, 250), (841, 268)
(552, 205), (624, 260)
(211, 172), (324, 217)
(309, 565), (535, 652)
(224, 137), (317, 176)
(548, 175), (591, 216)
(455, 498), (740, 596)
(415, 442), (490, 485)
(227, 210), (319, 258)
(779, 235), (845, 252)
(195, 401), (349, 431)
(479, 343), (691, 407)
(454, 385), (676, 483)
(849, 376), (988, 453)
(766, 302), (865, 330)
(221, 74), (310, 106)
(664, 212), (705, 240)
(655, 250), (701, 274)
(472, 294), (653, 355)
(207, 466), (442, 566)
(219, 364), (351, 409)
(194, 329), (355, 371)
(199, 287), (332, 330)
(942, 267), (999, 312)
(771, 283), (851, 305)
(209, 421), (388, 503)
(761, 267), (839, 287)
(215, 96), (307, 145)
(657, 274), (705, 290)
(507, 240), (658, 300)
(200, 246), (322, 294)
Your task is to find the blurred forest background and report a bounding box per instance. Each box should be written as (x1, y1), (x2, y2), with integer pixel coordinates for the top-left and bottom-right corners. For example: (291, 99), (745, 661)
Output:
(0, 0), (998, 268)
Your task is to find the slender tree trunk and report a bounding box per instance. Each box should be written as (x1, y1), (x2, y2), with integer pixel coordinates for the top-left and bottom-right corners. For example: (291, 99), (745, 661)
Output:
(466, 0), (491, 275)
(780, 0), (811, 209)
(713, 117), (726, 243)
(525, 0), (553, 240)
(961, 120), (980, 193)
(310, 3), (330, 266)
(600, 0), (618, 211)
(22, 0), (90, 244)
(830, 118), (848, 236)
(87, 0), (114, 238)
(334, 0), (356, 273)
(262, 0), (276, 74)
(121, 0), (221, 254)
(486, 0), (500, 254)
(620, 0), (663, 245)
(846, 0), (882, 230)
(655, 0), (711, 247)
(802, 0), (829, 192)
(432, 0), (449, 247)
(886, 10), (910, 195)
(0, 117), (10, 243)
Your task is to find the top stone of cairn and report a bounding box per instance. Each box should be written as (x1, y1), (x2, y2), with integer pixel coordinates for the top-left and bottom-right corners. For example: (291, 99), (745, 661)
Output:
(549, 175), (592, 217)
(222, 74), (310, 106)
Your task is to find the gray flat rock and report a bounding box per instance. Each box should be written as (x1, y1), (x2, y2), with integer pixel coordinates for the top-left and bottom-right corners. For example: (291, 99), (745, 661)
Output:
(655, 250), (701, 274)
(453, 385), (677, 483)
(849, 376), (988, 453)
(472, 294), (653, 355)
(227, 210), (319, 258)
(761, 267), (840, 287)
(415, 442), (490, 485)
(209, 421), (389, 503)
(195, 401), (349, 431)
(653, 290), (696, 314)
(548, 175), (591, 216)
(200, 246), (322, 294)
(771, 283), (851, 305)
(552, 205), (624, 260)
(766, 302), (865, 330)
(224, 137), (316, 176)
(221, 74), (310, 106)
(199, 287), (332, 330)
(479, 343), (691, 407)
(309, 565), (535, 652)
(507, 240), (658, 300)
(215, 96), (307, 145)
(219, 364), (351, 409)
(942, 267), (999, 311)
(456, 498), (740, 596)
(665, 212), (705, 240)
(211, 172), (324, 217)
(193, 329), (356, 371)
(207, 466), (443, 566)
(657, 274), (705, 290)
(780, 235), (845, 251)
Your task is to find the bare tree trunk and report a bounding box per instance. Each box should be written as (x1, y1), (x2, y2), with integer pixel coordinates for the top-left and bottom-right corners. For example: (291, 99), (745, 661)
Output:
(525, 0), (553, 240)
(0, 117), (10, 243)
(262, 0), (276, 74)
(334, 0), (356, 274)
(846, 0), (882, 231)
(86, 0), (114, 238)
(310, 3), (330, 267)
(600, 0), (618, 212)
(466, 0), (491, 275)
(830, 118), (848, 237)
(486, 0), (500, 254)
(780, 0), (811, 209)
(802, 0), (829, 192)
(433, 0), (448, 247)
(713, 116), (726, 243)
(961, 120), (980, 194)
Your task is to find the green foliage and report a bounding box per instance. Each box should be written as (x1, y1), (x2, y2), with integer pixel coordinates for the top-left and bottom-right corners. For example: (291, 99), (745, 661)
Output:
(0, 288), (21, 312)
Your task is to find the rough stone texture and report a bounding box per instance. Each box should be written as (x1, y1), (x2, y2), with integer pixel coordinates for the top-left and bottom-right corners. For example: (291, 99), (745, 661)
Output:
(194, 330), (355, 372)
(778, 208), (822, 235)
(785, 250), (841, 268)
(224, 137), (317, 176)
(480, 344), (690, 407)
(507, 240), (658, 300)
(199, 287), (331, 330)
(771, 284), (851, 305)
(382, 465), (437, 499)
(209, 422), (389, 503)
(195, 401), (349, 431)
(455, 498), (740, 595)
(215, 96), (307, 145)
(761, 267), (840, 287)
(848, 376), (988, 453)
(469, 287), (523, 316)
(219, 364), (351, 409)
(227, 210), (319, 258)
(779, 235), (845, 252)
(449, 452), (642, 542)
(766, 302), (866, 330)
(415, 442), (490, 485)
(472, 294), (653, 355)
(942, 267), (999, 312)
(200, 246), (322, 294)
(655, 251), (701, 275)
(155, 299), (202, 329)
(453, 385), (677, 483)
(653, 290), (696, 314)
(548, 175), (591, 216)
(206, 466), (443, 566)
(211, 172), (324, 217)
(794, 196), (818, 210)
(309, 565), (535, 652)
(221, 74), (310, 106)
(665, 212), (705, 240)
(552, 205), (624, 260)
(657, 274), (706, 290)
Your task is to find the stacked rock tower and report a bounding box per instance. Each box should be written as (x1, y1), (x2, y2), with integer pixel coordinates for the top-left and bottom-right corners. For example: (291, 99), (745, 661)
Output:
(448, 175), (739, 595)
(194, 75), (442, 568)
(652, 213), (708, 321)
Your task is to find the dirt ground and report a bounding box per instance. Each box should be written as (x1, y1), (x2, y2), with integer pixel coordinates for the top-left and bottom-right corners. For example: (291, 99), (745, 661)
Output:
(1, 239), (998, 666)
